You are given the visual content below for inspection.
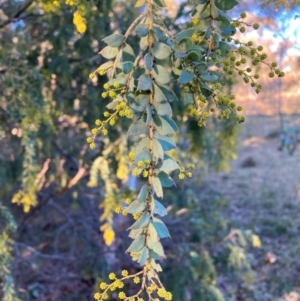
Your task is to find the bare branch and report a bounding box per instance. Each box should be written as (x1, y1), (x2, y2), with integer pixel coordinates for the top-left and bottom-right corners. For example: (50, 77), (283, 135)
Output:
(0, 0), (34, 29)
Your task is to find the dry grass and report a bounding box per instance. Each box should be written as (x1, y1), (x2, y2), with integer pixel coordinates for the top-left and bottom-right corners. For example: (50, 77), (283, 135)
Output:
(206, 115), (300, 300)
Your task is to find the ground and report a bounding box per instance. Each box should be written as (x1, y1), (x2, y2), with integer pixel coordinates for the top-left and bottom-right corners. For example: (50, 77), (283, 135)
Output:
(206, 115), (300, 300)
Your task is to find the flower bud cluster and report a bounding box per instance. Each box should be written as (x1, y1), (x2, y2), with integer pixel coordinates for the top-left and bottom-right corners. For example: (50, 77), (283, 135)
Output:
(221, 42), (285, 94)
(131, 160), (151, 178)
(86, 83), (134, 149)
(230, 12), (260, 33)
(184, 81), (245, 124)
(178, 164), (195, 180)
(101, 82), (121, 99)
(94, 269), (173, 301)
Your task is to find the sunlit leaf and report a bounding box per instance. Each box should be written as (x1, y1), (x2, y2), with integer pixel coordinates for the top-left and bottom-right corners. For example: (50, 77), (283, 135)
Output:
(153, 42), (172, 59)
(152, 176), (163, 198)
(128, 118), (148, 137)
(153, 65), (171, 84)
(153, 138), (164, 161)
(148, 241), (165, 257)
(135, 0), (146, 7)
(153, 115), (175, 135)
(100, 46), (118, 59)
(160, 157), (179, 173)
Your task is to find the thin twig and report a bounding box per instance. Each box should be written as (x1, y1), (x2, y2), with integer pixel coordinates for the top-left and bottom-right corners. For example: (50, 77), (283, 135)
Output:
(0, 0), (34, 29)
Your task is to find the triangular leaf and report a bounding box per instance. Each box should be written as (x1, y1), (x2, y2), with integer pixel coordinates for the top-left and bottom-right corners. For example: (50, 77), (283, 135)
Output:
(154, 134), (176, 151)
(138, 184), (148, 203)
(135, 0), (146, 7)
(137, 74), (153, 91)
(145, 53), (153, 71)
(126, 200), (146, 214)
(214, 0), (238, 11)
(128, 212), (150, 230)
(153, 115), (175, 135)
(126, 234), (146, 252)
(153, 217), (170, 238)
(153, 0), (166, 7)
(136, 24), (148, 37)
(160, 85), (178, 102)
(98, 61), (114, 71)
(220, 25), (236, 36)
(102, 34), (124, 47)
(153, 100), (172, 116)
(154, 199), (168, 216)
(149, 249), (161, 260)
(175, 52), (187, 58)
(134, 150), (152, 164)
(153, 84), (167, 103)
(128, 228), (144, 239)
(178, 69), (194, 84)
(123, 61), (134, 74)
(100, 46), (118, 59)
(140, 36), (148, 50)
(148, 241), (165, 257)
(131, 94), (149, 112)
(162, 116), (178, 132)
(134, 137), (149, 157)
(175, 28), (196, 42)
(148, 223), (159, 245)
(218, 41), (232, 54)
(157, 172), (175, 188)
(153, 138), (164, 161)
(187, 50), (200, 61)
(183, 92), (193, 105)
(106, 99), (122, 110)
(128, 118), (148, 137)
(152, 176), (163, 198)
(201, 71), (219, 82)
(122, 44), (135, 62)
(153, 42), (172, 60)
(153, 65), (171, 84)
(150, 259), (162, 272)
(138, 247), (149, 265)
(160, 157), (179, 173)
(146, 104), (152, 125)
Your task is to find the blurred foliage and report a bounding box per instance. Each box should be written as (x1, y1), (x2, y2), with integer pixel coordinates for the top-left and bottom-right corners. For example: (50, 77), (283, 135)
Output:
(161, 185), (260, 301)
(0, 203), (20, 301)
(259, 0), (300, 10)
(278, 127), (300, 155)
